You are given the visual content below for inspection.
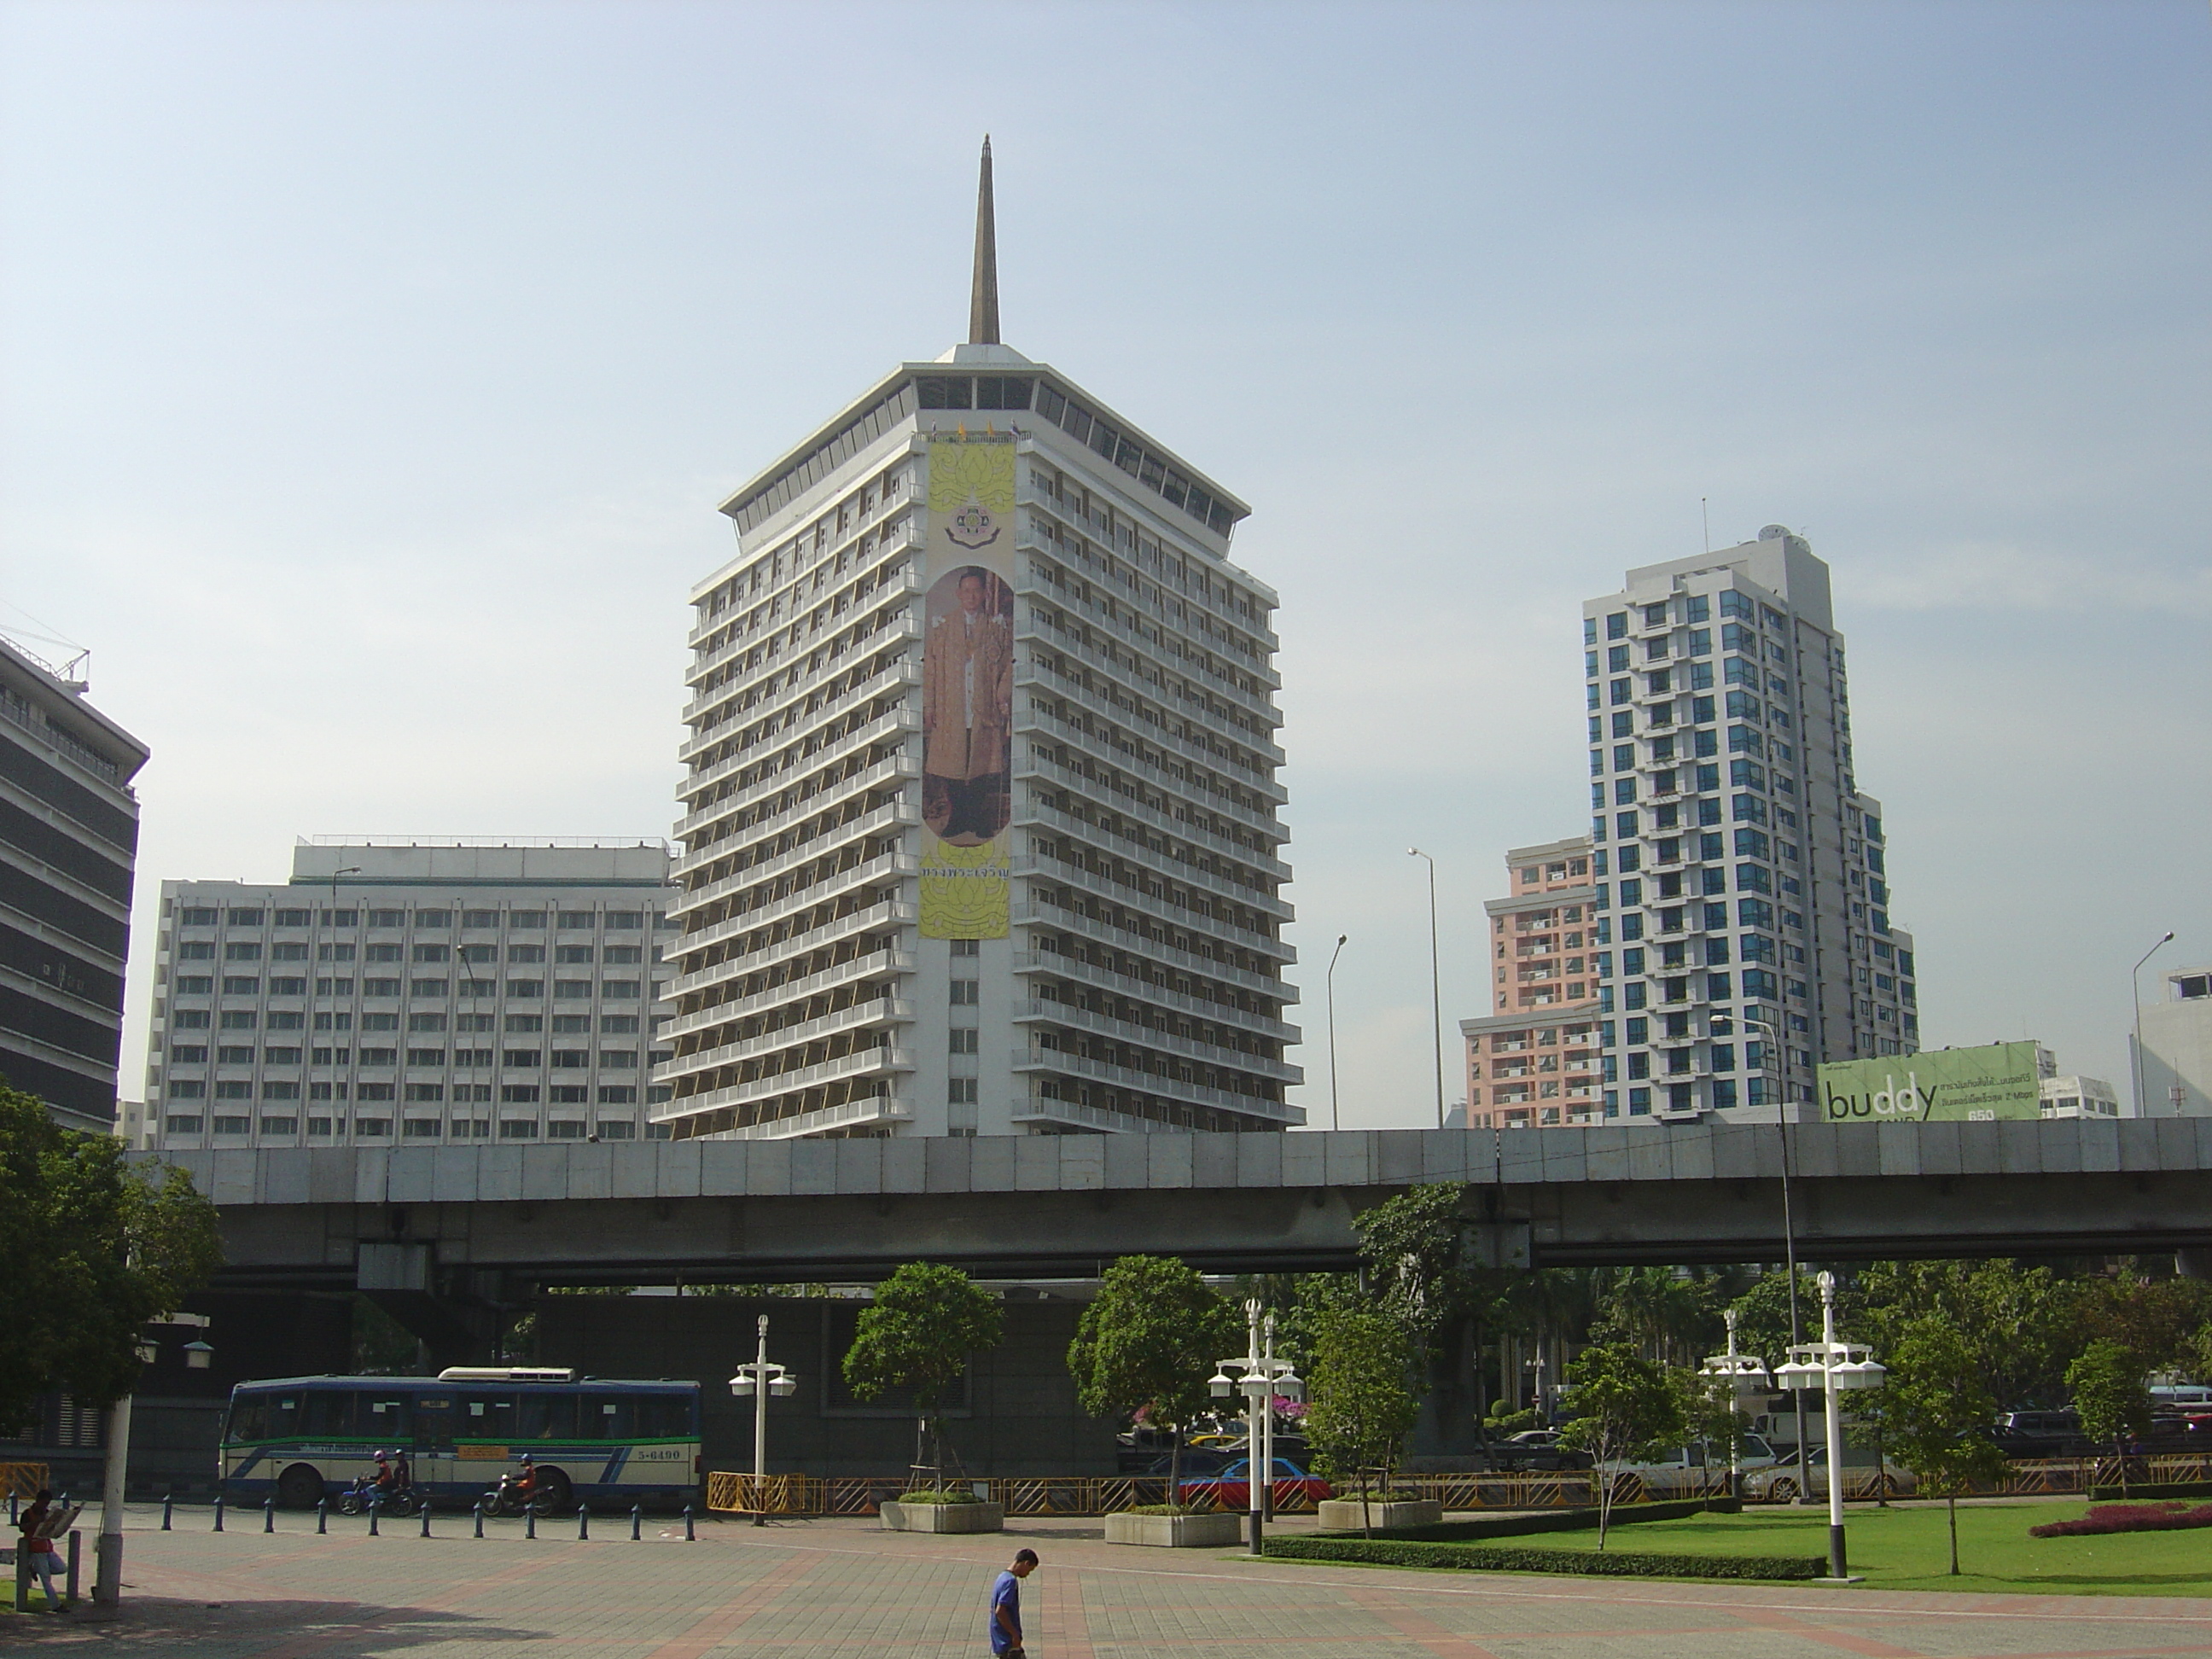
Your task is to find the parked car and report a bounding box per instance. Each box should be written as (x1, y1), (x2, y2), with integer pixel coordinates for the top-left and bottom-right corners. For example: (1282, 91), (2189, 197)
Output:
(1130, 1447), (1236, 1479)
(1742, 1445), (1916, 1502)
(1991, 1410), (2094, 1458)
(1603, 1436), (1780, 1493)
(1481, 1429), (1593, 1472)
(1176, 1457), (1331, 1509)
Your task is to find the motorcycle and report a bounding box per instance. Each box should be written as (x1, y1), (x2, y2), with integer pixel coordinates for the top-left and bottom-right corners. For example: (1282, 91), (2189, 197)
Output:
(480, 1469), (556, 1518)
(337, 1471), (421, 1516)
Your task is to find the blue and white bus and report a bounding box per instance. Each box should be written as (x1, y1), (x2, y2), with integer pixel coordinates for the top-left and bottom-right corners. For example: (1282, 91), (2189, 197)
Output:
(220, 1367), (701, 1511)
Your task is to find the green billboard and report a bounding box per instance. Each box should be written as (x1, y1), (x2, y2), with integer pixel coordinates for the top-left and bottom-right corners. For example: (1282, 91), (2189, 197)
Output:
(1816, 1041), (2042, 1124)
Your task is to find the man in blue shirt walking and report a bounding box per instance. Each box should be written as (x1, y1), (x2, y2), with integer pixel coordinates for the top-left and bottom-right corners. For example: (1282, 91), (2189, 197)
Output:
(989, 1548), (1038, 1656)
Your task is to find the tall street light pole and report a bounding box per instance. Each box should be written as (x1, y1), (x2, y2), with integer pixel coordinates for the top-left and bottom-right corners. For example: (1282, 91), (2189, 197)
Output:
(1211, 1301), (1301, 1557)
(1406, 849), (1443, 1128)
(728, 1314), (798, 1527)
(1325, 934), (1348, 1132)
(2131, 931), (2176, 1115)
(1776, 1272), (1885, 1581)
(96, 1313), (212, 1605)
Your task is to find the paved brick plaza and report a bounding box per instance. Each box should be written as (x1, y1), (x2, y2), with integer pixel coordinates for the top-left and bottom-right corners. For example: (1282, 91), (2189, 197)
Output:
(6, 1505), (2204, 1658)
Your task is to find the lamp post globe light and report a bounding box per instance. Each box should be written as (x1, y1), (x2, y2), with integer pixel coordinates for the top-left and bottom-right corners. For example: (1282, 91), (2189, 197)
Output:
(728, 1313), (800, 1526)
(1771, 1272), (1884, 1580)
(1210, 1299), (1302, 1556)
(1697, 1309), (1773, 1501)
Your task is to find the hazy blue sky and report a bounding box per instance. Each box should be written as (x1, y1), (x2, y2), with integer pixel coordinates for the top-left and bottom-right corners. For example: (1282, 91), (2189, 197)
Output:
(3, 1), (2206, 1126)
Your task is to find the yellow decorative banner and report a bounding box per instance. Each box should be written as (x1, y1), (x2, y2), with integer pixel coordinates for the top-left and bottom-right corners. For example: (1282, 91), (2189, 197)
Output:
(920, 438), (1016, 940)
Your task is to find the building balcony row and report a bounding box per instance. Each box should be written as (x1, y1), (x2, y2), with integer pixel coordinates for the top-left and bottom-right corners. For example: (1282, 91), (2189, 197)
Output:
(1010, 897), (1297, 981)
(667, 897), (917, 999)
(664, 946), (914, 1043)
(1017, 748), (1289, 879)
(1012, 1048), (1301, 1126)
(1012, 998), (1301, 1086)
(1010, 950), (1298, 1040)
(1021, 802), (1291, 920)
(659, 995), (914, 1082)
(673, 753), (920, 880)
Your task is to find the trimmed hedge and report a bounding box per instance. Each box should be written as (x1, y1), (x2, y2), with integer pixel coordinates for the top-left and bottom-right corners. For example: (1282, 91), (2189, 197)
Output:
(1330, 1497), (1740, 1544)
(1265, 1534), (1826, 1581)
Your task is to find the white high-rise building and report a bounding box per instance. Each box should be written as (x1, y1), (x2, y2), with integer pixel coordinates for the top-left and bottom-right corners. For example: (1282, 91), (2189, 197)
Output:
(655, 143), (1300, 1140)
(2138, 964), (2212, 1117)
(146, 840), (678, 1149)
(1580, 528), (1918, 1121)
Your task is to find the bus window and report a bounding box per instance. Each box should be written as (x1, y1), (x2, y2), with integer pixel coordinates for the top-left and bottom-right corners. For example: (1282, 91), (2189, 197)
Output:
(518, 1393), (576, 1441)
(585, 1396), (634, 1441)
(226, 1395), (268, 1444)
(264, 1395), (300, 1437)
(360, 1392), (410, 1441)
(634, 1394), (694, 1440)
(302, 1389), (354, 1437)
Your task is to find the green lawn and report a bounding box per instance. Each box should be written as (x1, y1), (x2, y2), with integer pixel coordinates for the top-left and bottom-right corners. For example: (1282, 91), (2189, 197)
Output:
(1530, 1501), (2212, 1595)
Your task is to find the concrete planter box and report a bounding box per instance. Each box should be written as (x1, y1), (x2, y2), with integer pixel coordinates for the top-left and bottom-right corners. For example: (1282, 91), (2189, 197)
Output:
(880, 1499), (1004, 1534)
(1104, 1511), (1247, 1548)
(1318, 1498), (1445, 1531)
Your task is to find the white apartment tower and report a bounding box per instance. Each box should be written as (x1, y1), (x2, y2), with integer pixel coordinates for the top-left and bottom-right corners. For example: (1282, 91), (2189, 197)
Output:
(147, 840), (678, 1149)
(1582, 529), (1918, 1120)
(655, 143), (1300, 1140)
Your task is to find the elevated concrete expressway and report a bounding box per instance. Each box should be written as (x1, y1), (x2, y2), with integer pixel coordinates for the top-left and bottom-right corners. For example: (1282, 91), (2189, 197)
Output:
(157, 1117), (2212, 1298)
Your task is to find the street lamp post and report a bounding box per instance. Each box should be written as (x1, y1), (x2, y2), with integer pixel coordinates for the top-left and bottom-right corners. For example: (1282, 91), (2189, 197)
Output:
(1697, 1309), (1771, 1500)
(2131, 931), (2176, 1116)
(96, 1313), (212, 1606)
(1739, 1010), (1811, 1498)
(1211, 1299), (1301, 1557)
(1406, 849), (1444, 1128)
(1773, 1271), (1885, 1581)
(727, 1314), (798, 1527)
(1325, 934), (1348, 1132)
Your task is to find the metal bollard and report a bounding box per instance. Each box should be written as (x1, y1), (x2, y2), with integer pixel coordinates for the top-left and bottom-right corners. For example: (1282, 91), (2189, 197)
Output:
(317, 1498), (328, 1534)
(213, 1493), (225, 1533)
(67, 1529), (82, 1604)
(630, 1505), (642, 1541)
(419, 1501), (432, 1538)
(8, 1491), (16, 1525)
(14, 1538), (28, 1613)
(524, 1505), (536, 1541)
(368, 1499), (381, 1538)
(265, 1496), (276, 1534)
(683, 1504), (695, 1542)
(577, 1503), (589, 1541)
(473, 1501), (485, 1539)
(163, 1491), (174, 1530)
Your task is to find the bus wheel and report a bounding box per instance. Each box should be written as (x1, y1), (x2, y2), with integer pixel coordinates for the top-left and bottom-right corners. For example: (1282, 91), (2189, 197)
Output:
(277, 1464), (325, 1510)
(536, 1467), (574, 1513)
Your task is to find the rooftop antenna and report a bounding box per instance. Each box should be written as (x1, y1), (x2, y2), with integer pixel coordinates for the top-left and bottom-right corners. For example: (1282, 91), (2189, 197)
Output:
(968, 136), (1000, 346)
(1702, 498), (1710, 555)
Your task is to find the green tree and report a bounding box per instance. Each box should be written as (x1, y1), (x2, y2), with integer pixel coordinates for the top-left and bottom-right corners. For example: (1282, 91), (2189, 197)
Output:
(1553, 1342), (1687, 1546)
(2066, 1338), (2153, 1498)
(1883, 1318), (2008, 1575)
(1067, 1255), (1237, 1505)
(0, 1086), (224, 1432)
(843, 1261), (1003, 1488)
(1302, 1304), (1420, 1535)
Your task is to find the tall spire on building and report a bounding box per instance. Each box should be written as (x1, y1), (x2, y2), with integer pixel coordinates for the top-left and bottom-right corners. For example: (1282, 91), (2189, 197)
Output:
(968, 136), (1000, 346)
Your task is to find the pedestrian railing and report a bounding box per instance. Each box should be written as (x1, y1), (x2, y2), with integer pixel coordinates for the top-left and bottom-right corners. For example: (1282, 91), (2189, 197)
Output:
(1996, 1453), (2212, 1494)
(0, 1464), (49, 1499)
(704, 1469), (1688, 1517)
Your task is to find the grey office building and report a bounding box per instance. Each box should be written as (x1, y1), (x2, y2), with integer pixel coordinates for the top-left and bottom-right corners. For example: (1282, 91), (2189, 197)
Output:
(0, 635), (149, 1132)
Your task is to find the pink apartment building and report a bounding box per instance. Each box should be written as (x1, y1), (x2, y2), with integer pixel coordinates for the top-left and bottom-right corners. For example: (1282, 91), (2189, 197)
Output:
(1460, 836), (1606, 1129)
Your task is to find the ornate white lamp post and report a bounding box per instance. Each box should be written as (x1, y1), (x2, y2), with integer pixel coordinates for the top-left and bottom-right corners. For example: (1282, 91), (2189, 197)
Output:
(1211, 1299), (1301, 1556)
(727, 1313), (798, 1527)
(96, 1312), (212, 1606)
(1697, 1308), (1771, 1499)
(1773, 1272), (1885, 1579)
